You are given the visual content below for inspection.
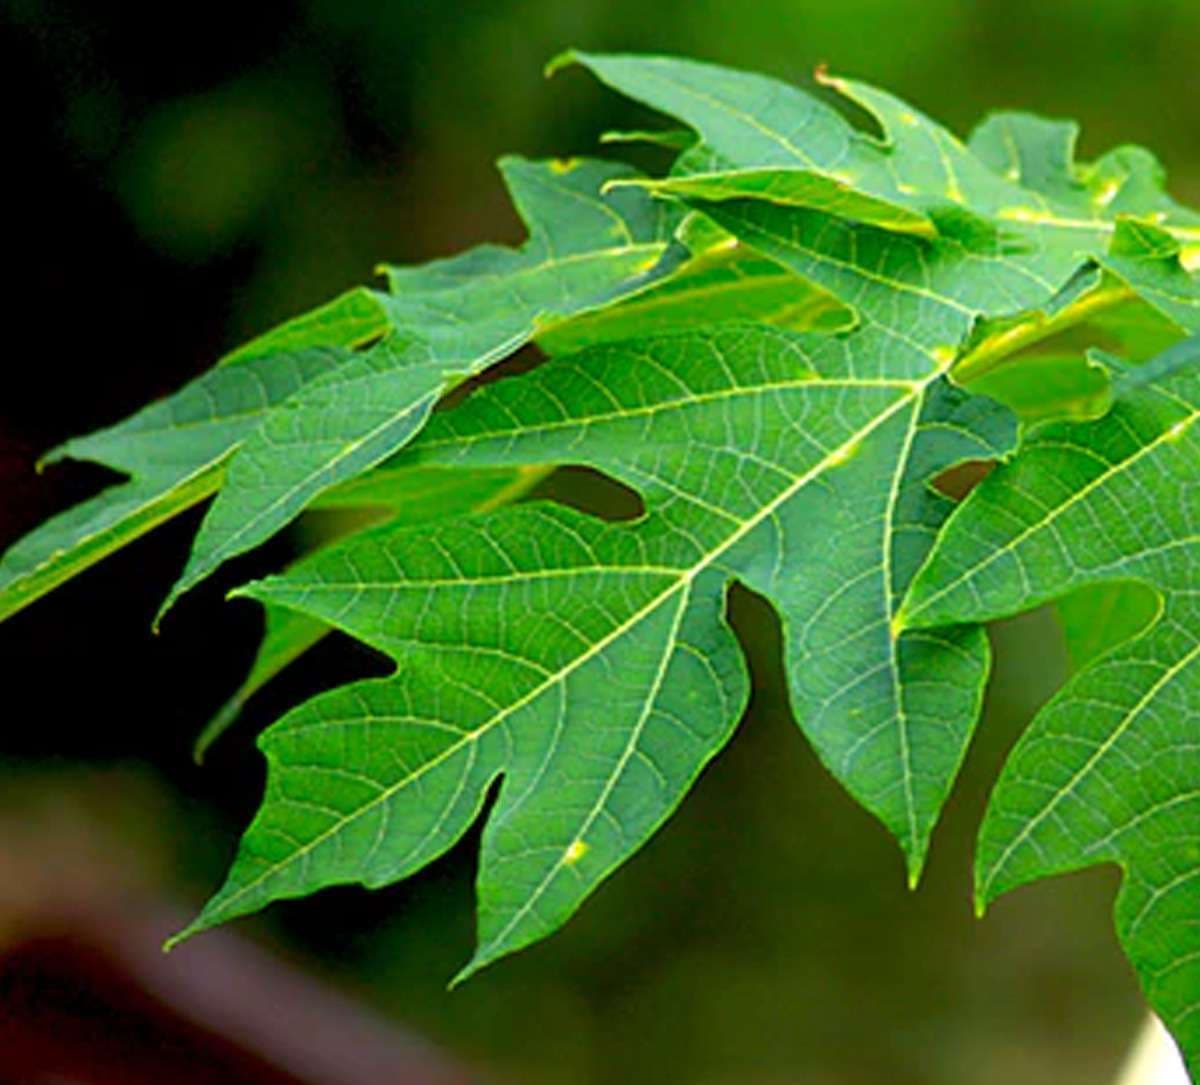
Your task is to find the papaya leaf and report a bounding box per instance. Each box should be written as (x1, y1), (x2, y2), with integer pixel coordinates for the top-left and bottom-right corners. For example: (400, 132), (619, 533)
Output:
(899, 337), (1200, 1076)
(1099, 219), (1200, 333)
(550, 51), (944, 236)
(1055, 580), (1161, 672)
(560, 52), (1200, 387)
(535, 230), (852, 355)
(963, 353), (1112, 425)
(158, 157), (684, 618)
(177, 56), (1200, 975)
(9, 50), (1200, 1072)
(218, 288), (391, 367)
(174, 308), (1017, 969)
(196, 465), (549, 762)
(0, 347), (347, 623)
(0, 282), (409, 624)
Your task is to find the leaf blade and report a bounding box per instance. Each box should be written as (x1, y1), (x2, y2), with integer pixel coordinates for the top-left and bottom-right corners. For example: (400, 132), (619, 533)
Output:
(0, 347), (344, 622)
(901, 338), (1200, 1075)
(161, 156), (681, 614)
(196, 464), (548, 761)
(180, 315), (1016, 959)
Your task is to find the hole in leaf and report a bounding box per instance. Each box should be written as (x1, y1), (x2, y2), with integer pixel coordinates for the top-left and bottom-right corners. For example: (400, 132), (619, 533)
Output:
(528, 466), (645, 522)
(811, 79), (886, 143)
(932, 460), (996, 502)
(438, 340), (549, 412)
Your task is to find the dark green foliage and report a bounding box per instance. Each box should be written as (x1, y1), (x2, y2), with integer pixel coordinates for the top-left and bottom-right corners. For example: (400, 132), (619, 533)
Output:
(5, 51), (1199, 1078)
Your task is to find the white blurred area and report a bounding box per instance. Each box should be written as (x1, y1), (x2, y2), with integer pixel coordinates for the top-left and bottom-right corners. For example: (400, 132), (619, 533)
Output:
(1117, 1017), (1189, 1085)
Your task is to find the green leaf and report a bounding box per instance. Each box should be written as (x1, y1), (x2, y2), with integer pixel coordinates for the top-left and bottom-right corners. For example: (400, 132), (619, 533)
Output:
(173, 306), (1017, 968)
(964, 353), (1112, 425)
(968, 112), (1198, 224)
(961, 113), (1200, 374)
(685, 175), (1197, 427)
(12, 52), (1200, 1067)
(0, 282), (402, 624)
(1101, 219), (1200, 333)
(309, 463), (547, 517)
(563, 53), (1200, 391)
(535, 229), (852, 355)
(553, 51), (941, 236)
(182, 58), (1200, 968)
(159, 156), (681, 618)
(195, 465), (548, 762)
(0, 347), (345, 623)
(218, 288), (390, 366)
(899, 337), (1200, 1076)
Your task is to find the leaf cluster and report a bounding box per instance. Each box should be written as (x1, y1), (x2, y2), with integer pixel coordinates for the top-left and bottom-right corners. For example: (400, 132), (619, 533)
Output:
(4, 51), (1199, 1075)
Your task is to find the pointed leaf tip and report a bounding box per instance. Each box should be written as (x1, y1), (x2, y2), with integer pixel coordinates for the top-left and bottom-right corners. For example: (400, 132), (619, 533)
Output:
(152, 584), (185, 634)
(447, 962), (476, 991)
(543, 49), (580, 79)
(812, 63), (844, 91)
(162, 929), (188, 953)
(193, 697), (242, 765)
(906, 854), (925, 892)
(972, 867), (995, 919)
(450, 940), (510, 989)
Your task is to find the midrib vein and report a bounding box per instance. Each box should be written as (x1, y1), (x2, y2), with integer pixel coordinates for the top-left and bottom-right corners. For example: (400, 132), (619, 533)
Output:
(475, 580), (694, 960)
(418, 375), (916, 455)
(206, 379), (926, 917)
(903, 408), (1200, 625)
(880, 395), (924, 871)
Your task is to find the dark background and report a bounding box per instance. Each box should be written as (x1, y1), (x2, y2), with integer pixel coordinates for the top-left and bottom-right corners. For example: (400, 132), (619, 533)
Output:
(3, 2), (1198, 1082)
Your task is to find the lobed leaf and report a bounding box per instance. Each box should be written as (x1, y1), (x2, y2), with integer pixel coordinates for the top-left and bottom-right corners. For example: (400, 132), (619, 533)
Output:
(197, 464), (548, 761)
(552, 51), (943, 235)
(0, 346), (347, 623)
(175, 302), (1018, 968)
(901, 337), (1200, 1076)
(159, 157), (683, 616)
(8, 50), (1200, 1071)
(181, 58), (1200, 977)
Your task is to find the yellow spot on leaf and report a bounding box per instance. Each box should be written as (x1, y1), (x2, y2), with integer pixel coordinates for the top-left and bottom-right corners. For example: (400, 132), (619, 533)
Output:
(998, 206), (1044, 223)
(633, 250), (666, 274)
(827, 440), (861, 467)
(899, 111), (918, 127)
(931, 344), (958, 368)
(564, 839), (588, 864)
(1093, 179), (1120, 207)
(1165, 418), (1192, 443)
(550, 158), (580, 175)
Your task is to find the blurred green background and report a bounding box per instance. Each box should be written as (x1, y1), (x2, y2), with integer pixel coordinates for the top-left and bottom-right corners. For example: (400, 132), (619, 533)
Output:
(4, 1), (1199, 1082)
